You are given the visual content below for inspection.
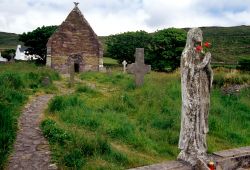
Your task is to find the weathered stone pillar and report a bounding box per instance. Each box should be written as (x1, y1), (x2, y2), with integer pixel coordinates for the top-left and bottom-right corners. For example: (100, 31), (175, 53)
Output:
(178, 28), (213, 166)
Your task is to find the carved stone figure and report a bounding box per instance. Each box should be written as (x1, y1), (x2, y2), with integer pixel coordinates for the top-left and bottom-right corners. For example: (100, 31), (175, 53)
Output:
(178, 28), (213, 166)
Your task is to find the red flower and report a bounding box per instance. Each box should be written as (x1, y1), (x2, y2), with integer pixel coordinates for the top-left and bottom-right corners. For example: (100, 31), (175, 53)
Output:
(195, 45), (203, 52)
(204, 42), (211, 48)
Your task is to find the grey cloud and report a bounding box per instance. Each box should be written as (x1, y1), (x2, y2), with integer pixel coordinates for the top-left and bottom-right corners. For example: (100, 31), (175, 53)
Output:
(0, 0), (250, 35)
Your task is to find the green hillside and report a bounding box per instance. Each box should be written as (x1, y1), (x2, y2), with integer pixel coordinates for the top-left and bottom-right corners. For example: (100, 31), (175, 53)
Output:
(0, 32), (22, 51)
(1, 25), (250, 62)
(202, 26), (250, 62)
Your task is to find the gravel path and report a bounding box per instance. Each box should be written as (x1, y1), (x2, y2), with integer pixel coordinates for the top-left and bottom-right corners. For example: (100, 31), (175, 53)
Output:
(8, 94), (56, 170)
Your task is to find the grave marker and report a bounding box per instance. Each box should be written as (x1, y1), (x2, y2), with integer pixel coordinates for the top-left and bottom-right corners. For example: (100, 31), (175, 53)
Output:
(127, 48), (151, 87)
(122, 60), (127, 73)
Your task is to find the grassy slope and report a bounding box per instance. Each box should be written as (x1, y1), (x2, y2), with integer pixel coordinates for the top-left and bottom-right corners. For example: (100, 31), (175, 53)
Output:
(0, 32), (22, 51)
(41, 68), (250, 169)
(202, 26), (250, 62)
(1, 25), (250, 61)
(0, 62), (59, 169)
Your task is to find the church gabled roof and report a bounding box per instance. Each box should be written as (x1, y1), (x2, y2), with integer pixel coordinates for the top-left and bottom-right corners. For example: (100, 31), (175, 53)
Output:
(47, 3), (102, 57)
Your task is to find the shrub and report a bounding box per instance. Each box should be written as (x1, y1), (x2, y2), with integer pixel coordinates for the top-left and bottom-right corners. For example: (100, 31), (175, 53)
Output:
(105, 28), (186, 71)
(213, 69), (250, 87)
(63, 148), (86, 168)
(40, 119), (71, 145)
(0, 72), (24, 89)
(105, 31), (152, 64)
(237, 57), (250, 71)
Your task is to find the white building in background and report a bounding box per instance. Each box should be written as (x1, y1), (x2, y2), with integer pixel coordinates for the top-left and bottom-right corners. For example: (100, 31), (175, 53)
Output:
(15, 45), (39, 61)
(0, 52), (7, 62)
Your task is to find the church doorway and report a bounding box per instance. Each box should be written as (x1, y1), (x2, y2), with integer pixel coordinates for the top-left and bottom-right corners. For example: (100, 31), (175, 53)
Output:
(74, 63), (80, 73)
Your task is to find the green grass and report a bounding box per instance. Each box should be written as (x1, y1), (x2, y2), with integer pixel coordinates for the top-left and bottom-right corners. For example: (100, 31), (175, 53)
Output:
(0, 62), (59, 169)
(103, 57), (119, 66)
(41, 68), (250, 169)
(213, 67), (250, 87)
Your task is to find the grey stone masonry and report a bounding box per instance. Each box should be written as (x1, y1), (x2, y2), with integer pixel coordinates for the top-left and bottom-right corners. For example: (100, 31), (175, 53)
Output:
(127, 48), (151, 87)
(128, 161), (192, 170)
(129, 146), (250, 170)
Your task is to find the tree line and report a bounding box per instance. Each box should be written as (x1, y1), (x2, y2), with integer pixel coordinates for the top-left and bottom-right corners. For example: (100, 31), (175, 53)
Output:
(16, 26), (250, 71)
(105, 29), (186, 71)
(18, 26), (186, 71)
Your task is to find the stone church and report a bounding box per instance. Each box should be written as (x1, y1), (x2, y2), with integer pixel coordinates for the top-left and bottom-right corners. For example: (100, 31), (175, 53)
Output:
(46, 3), (104, 74)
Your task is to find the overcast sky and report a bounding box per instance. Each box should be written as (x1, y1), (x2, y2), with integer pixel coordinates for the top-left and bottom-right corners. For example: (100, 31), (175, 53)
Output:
(0, 0), (250, 36)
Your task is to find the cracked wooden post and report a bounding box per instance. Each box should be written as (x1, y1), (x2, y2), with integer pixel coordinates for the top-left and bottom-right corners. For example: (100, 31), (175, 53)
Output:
(178, 28), (213, 167)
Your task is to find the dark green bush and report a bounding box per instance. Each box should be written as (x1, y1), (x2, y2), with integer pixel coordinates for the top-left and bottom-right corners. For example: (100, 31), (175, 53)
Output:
(237, 57), (250, 71)
(105, 28), (186, 71)
(0, 72), (24, 89)
(63, 148), (86, 168)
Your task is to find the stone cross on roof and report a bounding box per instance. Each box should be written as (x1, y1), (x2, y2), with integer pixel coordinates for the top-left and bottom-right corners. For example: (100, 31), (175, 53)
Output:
(127, 48), (151, 87)
(74, 2), (79, 7)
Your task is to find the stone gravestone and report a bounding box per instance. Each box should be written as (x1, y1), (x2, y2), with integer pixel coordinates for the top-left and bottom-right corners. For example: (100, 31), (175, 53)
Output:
(106, 67), (112, 76)
(122, 60), (127, 73)
(127, 48), (151, 87)
(9, 53), (15, 63)
(41, 76), (51, 87)
(178, 28), (213, 168)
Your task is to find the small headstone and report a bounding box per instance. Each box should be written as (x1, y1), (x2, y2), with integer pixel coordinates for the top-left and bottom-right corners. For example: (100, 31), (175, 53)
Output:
(41, 76), (51, 87)
(127, 48), (151, 87)
(122, 60), (127, 73)
(106, 67), (112, 76)
(9, 53), (15, 63)
(69, 64), (74, 87)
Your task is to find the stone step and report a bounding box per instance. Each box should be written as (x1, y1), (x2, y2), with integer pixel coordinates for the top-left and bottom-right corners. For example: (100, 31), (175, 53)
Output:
(128, 146), (250, 170)
(128, 161), (192, 170)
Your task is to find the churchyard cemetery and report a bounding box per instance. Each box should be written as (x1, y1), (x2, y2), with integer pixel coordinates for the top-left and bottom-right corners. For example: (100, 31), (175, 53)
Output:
(0, 60), (249, 169)
(1, 2), (250, 170)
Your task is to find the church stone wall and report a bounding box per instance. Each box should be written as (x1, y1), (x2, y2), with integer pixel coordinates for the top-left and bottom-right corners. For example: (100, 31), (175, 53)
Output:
(47, 5), (103, 74)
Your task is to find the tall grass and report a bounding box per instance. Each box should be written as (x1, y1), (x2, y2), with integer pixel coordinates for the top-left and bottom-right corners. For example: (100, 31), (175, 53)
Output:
(42, 68), (250, 169)
(0, 62), (59, 169)
(213, 67), (250, 87)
